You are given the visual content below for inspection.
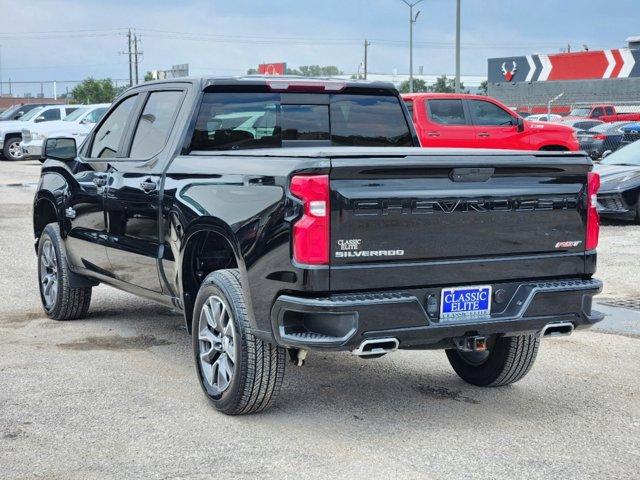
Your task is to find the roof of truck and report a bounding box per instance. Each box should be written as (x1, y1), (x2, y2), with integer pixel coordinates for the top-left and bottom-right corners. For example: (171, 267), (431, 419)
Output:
(132, 75), (399, 92)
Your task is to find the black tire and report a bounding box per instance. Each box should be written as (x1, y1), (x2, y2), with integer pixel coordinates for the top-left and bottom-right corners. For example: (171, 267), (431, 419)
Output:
(446, 334), (540, 387)
(37, 223), (92, 320)
(635, 193), (640, 224)
(192, 269), (286, 415)
(3, 136), (24, 161)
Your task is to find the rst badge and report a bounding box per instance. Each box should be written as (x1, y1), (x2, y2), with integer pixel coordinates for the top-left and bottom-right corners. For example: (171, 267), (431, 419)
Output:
(440, 285), (492, 321)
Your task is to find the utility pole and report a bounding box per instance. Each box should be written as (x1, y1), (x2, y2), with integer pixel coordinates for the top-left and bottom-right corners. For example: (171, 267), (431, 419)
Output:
(363, 40), (370, 80)
(122, 29), (133, 87)
(455, 0), (461, 93)
(401, 0), (423, 93)
(0, 44), (2, 96)
(134, 34), (139, 85)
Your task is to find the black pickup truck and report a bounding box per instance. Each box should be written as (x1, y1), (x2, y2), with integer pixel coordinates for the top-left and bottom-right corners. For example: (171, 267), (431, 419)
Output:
(33, 77), (603, 415)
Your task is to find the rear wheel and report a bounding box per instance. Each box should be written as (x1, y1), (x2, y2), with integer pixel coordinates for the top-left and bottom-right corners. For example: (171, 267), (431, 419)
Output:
(37, 223), (92, 320)
(192, 269), (286, 415)
(446, 334), (540, 387)
(3, 136), (23, 161)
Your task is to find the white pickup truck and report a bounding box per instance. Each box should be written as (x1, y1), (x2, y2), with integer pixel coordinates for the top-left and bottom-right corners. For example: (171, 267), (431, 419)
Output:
(0, 105), (79, 161)
(20, 104), (110, 160)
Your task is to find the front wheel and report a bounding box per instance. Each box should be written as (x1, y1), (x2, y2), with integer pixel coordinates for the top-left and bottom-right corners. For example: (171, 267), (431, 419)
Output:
(192, 269), (286, 415)
(3, 136), (24, 161)
(37, 223), (92, 320)
(446, 334), (540, 387)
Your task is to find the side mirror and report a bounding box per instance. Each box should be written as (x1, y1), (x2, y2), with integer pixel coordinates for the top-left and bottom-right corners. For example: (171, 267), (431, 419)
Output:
(15, 111), (25, 119)
(44, 137), (77, 161)
(35, 115), (46, 123)
(601, 150), (612, 159)
(516, 116), (525, 132)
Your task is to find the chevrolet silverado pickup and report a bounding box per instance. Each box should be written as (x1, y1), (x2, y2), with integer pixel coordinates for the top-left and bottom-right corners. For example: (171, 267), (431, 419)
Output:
(403, 93), (579, 151)
(568, 105), (640, 123)
(33, 77), (603, 415)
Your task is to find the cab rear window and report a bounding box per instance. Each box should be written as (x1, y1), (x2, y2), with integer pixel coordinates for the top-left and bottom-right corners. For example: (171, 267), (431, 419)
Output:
(190, 92), (413, 150)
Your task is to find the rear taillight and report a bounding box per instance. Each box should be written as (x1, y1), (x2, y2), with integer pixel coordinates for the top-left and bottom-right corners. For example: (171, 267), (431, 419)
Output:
(586, 172), (600, 251)
(594, 133), (607, 140)
(290, 175), (330, 265)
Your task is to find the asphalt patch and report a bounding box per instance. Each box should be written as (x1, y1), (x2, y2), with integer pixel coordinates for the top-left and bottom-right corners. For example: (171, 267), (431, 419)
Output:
(57, 334), (173, 351)
(415, 384), (481, 404)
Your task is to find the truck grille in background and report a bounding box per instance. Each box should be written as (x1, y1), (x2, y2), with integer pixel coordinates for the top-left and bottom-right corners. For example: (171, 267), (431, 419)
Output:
(597, 194), (626, 212)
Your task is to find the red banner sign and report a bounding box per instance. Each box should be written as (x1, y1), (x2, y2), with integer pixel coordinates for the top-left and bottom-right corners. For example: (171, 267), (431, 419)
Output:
(258, 63), (287, 76)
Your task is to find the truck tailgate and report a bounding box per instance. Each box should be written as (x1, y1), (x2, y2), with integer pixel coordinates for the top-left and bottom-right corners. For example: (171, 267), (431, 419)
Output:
(329, 152), (592, 291)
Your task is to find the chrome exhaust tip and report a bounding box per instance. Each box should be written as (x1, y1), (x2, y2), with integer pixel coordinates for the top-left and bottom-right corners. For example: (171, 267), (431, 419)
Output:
(541, 321), (574, 338)
(352, 338), (399, 356)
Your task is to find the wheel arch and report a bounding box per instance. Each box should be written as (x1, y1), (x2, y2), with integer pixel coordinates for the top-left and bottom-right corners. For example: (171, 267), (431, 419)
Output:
(4, 131), (22, 144)
(33, 193), (61, 245)
(179, 221), (247, 333)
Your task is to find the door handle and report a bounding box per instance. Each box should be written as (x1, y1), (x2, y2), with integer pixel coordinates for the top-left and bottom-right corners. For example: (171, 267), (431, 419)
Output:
(427, 132), (441, 137)
(478, 132), (491, 137)
(140, 180), (158, 194)
(93, 174), (107, 187)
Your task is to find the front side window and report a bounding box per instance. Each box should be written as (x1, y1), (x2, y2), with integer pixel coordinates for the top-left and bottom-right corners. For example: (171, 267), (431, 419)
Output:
(21, 107), (45, 122)
(468, 100), (514, 126)
(592, 107), (604, 117)
(65, 107), (78, 115)
(427, 99), (467, 125)
(63, 108), (89, 122)
(37, 108), (61, 122)
(90, 95), (137, 158)
(605, 107), (615, 115)
(84, 107), (108, 124)
(130, 91), (183, 158)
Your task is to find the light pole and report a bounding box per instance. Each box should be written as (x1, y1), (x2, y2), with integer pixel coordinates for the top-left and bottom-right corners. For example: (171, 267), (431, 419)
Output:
(455, 0), (461, 93)
(402, 0), (423, 93)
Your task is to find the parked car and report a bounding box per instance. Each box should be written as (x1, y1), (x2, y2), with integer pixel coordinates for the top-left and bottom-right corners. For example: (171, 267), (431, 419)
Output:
(568, 105), (640, 123)
(0, 103), (53, 121)
(594, 140), (640, 222)
(20, 104), (110, 160)
(525, 113), (563, 122)
(402, 93), (579, 150)
(559, 119), (604, 132)
(576, 121), (631, 160)
(618, 122), (640, 149)
(0, 105), (79, 160)
(33, 77), (603, 415)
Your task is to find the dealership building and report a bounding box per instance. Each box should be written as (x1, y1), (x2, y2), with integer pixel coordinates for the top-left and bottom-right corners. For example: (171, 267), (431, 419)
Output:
(487, 36), (640, 110)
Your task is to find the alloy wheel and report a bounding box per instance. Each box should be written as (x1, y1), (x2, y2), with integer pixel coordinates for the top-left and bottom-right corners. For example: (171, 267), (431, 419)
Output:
(8, 141), (23, 160)
(40, 239), (58, 310)
(198, 295), (237, 394)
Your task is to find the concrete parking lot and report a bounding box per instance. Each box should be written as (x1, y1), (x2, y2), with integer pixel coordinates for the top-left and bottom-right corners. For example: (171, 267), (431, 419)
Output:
(1, 160), (639, 479)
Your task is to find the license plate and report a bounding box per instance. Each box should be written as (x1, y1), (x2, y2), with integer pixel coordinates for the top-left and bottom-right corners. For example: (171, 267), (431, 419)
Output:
(440, 285), (492, 321)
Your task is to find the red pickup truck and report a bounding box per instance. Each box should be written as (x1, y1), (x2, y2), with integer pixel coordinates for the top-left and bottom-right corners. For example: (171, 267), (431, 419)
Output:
(568, 105), (640, 123)
(403, 93), (579, 151)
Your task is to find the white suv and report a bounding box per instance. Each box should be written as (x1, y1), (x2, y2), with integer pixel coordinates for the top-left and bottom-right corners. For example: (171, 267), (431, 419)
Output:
(0, 105), (78, 161)
(20, 104), (110, 160)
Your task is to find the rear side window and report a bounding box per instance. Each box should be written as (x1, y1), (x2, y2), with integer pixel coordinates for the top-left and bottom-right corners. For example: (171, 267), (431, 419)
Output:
(592, 107), (604, 117)
(129, 91), (183, 158)
(427, 99), (467, 125)
(90, 95), (137, 158)
(190, 92), (413, 150)
(65, 107), (78, 115)
(468, 100), (514, 126)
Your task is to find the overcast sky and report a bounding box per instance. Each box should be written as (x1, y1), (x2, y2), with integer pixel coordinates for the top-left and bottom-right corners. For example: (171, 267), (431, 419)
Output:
(1, 0), (639, 95)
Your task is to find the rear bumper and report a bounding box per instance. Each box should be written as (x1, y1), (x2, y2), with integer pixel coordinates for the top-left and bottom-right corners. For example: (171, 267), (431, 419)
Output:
(271, 278), (603, 351)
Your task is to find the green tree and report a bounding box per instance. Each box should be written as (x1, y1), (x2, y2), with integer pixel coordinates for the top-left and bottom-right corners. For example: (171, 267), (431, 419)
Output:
(71, 78), (124, 104)
(144, 71), (155, 82)
(398, 78), (429, 93)
(477, 80), (488, 95)
(428, 75), (469, 93)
